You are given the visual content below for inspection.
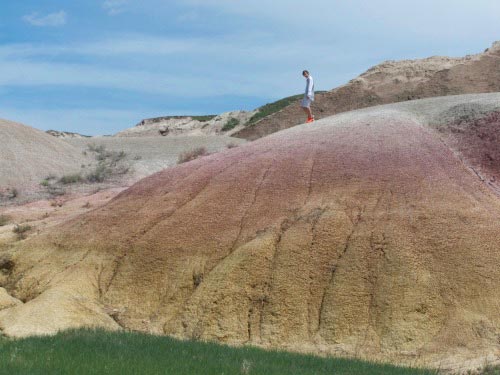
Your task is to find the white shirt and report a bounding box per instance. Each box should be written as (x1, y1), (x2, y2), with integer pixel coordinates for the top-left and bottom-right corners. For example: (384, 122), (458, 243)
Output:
(304, 75), (314, 100)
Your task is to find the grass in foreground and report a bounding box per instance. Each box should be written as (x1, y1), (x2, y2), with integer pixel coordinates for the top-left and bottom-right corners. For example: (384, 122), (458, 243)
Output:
(0, 329), (436, 375)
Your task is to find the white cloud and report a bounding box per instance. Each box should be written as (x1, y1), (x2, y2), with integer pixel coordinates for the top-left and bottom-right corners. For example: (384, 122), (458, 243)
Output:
(179, 0), (500, 40)
(0, 59), (236, 97)
(0, 29), (471, 100)
(0, 33), (345, 62)
(103, 0), (129, 15)
(0, 33), (351, 97)
(22, 11), (67, 27)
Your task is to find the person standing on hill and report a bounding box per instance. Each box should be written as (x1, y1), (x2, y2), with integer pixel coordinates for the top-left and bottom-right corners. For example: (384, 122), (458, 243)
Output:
(301, 70), (315, 123)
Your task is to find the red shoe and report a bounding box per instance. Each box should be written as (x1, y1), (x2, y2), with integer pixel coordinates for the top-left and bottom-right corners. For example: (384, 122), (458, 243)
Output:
(306, 117), (314, 123)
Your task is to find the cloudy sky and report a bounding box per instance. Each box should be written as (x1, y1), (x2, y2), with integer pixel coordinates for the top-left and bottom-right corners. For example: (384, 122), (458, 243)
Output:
(1, 1), (499, 135)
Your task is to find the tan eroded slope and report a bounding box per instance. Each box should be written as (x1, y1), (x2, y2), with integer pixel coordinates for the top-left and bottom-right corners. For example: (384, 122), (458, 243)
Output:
(1, 97), (499, 370)
(0, 118), (87, 192)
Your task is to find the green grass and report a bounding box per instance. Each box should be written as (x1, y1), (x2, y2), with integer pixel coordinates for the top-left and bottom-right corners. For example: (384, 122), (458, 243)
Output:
(222, 117), (240, 131)
(159, 115), (217, 122)
(0, 329), (437, 375)
(59, 174), (83, 185)
(191, 115), (217, 122)
(481, 365), (500, 375)
(247, 92), (326, 126)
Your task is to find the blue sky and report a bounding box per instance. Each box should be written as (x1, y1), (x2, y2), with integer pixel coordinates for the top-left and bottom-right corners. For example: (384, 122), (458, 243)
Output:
(1, 0), (499, 135)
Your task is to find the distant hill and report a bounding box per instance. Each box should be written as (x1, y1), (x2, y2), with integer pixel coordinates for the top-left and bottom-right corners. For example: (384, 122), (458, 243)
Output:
(116, 111), (256, 137)
(46, 130), (91, 139)
(119, 94), (325, 138)
(234, 41), (500, 140)
(0, 119), (88, 197)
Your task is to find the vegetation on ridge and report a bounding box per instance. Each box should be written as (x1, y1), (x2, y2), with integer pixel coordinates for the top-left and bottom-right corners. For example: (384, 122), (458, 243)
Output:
(246, 91), (326, 126)
(221, 117), (240, 131)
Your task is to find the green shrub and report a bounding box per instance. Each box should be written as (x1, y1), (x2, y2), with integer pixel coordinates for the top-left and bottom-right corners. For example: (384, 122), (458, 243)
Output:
(85, 144), (128, 182)
(47, 185), (66, 196)
(109, 150), (127, 165)
(8, 188), (18, 199)
(87, 143), (106, 154)
(86, 164), (110, 183)
(178, 147), (209, 164)
(59, 174), (83, 185)
(222, 118), (240, 131)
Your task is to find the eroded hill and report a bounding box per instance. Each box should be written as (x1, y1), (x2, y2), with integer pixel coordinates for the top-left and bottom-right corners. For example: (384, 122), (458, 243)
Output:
(235, 41), (500, 140)
(0, 94), (499, 372)
(0, 119), (89, 199)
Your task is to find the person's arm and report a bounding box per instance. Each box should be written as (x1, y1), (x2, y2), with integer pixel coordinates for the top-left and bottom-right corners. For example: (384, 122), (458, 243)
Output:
(307, 77), (314, 98)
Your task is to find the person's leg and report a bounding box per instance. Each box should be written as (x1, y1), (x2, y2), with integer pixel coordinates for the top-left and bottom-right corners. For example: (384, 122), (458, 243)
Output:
(305, 106), (313, 119)
(301, 98), (314, 122)
(302, 105), (313, 122)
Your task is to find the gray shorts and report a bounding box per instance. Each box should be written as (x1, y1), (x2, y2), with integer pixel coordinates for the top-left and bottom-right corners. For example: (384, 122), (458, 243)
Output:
(301, 97), (312, 108)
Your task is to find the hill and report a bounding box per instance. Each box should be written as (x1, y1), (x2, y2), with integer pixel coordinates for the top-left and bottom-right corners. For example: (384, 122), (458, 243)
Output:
(115, 111), (256, 137)
(234, 41), (500, 140)
(0, 94), (499, 372)
(0, 118), (88, 200)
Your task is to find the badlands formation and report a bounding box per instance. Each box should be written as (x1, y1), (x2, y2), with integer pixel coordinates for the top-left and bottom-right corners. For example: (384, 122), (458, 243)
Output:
(235, 41), (500, 140)
(0, 119), (88, 195)
(0, 93), (499, 371)
(116, 110), (256, 137)
(0, 120), (244, 201)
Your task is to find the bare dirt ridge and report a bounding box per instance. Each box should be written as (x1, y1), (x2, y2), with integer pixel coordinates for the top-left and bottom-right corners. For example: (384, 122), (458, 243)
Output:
(234, 41), (500, 141)
(0, 118), (89, 197)
(116, 110), (256, 137)
(0, 94), (499, 373)
(46, 130), (91, 139)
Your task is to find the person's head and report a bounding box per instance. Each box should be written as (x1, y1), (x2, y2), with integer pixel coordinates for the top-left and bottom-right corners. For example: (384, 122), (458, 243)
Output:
(302, 70), (309, 78)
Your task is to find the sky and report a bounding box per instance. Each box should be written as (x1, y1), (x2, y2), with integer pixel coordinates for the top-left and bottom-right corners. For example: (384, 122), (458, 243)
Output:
(0, 1), (499, 135)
